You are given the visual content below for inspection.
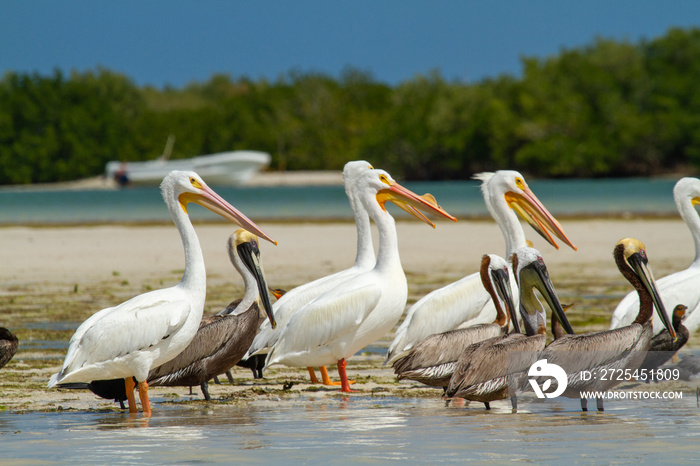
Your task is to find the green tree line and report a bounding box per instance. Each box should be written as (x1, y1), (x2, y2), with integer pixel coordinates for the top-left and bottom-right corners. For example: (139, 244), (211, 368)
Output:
(2, 27), (700, 185)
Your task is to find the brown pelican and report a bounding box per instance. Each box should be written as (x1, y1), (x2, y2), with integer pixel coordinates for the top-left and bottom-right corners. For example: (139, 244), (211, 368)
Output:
(227, 288), (287, 380)
(245, 161), (377, 385)
(147, 229), (275, 400)
(638, 304), (690, 374)
(386, 170), (576, 365)
(391, 254), (520, 389)
(537, 238), (675, 411)
(0, 328), (19, 369)
(49, 171), (276, 415)
(266, 167), (456, 391)
(611, 177), (700, 335)
(444, 247), (571, 409)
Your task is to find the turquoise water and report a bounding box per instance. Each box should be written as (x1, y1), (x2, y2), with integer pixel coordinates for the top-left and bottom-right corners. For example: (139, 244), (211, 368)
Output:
(0, 178), (679, 225)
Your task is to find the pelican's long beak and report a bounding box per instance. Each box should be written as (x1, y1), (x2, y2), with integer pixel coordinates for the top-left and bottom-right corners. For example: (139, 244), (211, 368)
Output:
(237, 240), (276, 329)
(505, 188), (577, 251)
(520, 258), (574, 335)
(377, 183), (457, 227)
(180, 183), (277, 245)
(627, 249), (675, 340)
(491, 266), (520, 334)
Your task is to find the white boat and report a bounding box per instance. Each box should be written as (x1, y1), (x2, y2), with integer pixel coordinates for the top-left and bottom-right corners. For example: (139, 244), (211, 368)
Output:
(105, 136), (271, 187)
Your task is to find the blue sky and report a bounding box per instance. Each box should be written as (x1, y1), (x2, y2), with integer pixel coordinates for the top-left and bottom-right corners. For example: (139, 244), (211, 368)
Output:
(2, 1), (699, 88)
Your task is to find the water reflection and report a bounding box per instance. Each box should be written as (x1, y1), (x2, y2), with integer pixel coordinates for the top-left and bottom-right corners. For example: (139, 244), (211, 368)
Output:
(2, 395), (700, 463)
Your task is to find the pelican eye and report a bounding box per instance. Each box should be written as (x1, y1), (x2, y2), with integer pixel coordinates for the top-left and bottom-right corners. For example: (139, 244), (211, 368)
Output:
(190, 177), (203, 189)
(515, 177), (525, 189)
(379, 174), (391, 186)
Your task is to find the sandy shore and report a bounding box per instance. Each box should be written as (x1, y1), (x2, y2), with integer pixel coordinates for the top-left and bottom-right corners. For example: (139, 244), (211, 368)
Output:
(1, 216), (698, 412)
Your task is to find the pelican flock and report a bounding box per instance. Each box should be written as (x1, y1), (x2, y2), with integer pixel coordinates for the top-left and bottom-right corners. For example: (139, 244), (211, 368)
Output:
(48, 171), (276, 414)
(39, 164), (699, 415)
(444, 247), (571, 410)
(385, 170), (577, 365)
(535, 238), (675, 411)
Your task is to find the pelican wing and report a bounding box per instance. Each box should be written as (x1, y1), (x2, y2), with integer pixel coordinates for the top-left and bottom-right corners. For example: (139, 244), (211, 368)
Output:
(446, 334), (535, 397)
(267, 282), (382, 364)
(386, 272), (492, 363)
(148, 314), (242, 381)
(392, 324), (502, 374)
(541, 324), (650, 376)
(57, 289), (191, 379)
(247, 267), (361, 357)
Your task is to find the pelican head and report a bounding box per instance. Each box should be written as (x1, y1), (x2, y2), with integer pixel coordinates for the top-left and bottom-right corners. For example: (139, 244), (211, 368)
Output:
(343, 160), (374, 192)
(475, 170), (577, 251)
(481, 254), (520, 334)
(674, 177), (700, 207)
(512, 247), (573, 336)
(368, 169), (457, 226)
(616, 238), (675, 339)
(161, 170), (277, 245)
(228, 229), (276, 329)
(672, 304), (688, 328)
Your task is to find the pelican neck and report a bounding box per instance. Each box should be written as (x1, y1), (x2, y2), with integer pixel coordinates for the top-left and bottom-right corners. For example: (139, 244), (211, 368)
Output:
(169, 202), (207, 295)
(486, 190), (526, 258)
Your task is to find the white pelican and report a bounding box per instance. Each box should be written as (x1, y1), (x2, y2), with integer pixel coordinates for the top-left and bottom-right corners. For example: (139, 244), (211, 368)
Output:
(147, 229), (276, 400)
(445, 247), (571, 409)
(537, 238), (675, 411)
(391, 254), (520, 389)
(48, 171), (276, 414)
(385, 170), (576, 365)
(611, 177), (700, 335)
(265, 168), (457, 391)
(244, 160), (376, 385)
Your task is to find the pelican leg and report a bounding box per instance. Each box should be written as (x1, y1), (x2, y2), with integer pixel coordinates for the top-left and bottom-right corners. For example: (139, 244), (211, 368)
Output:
(137, 380), (151, 415)
(320, 366), (355, 386)
(510, 395), (518, 411)
(308, 367), (321, 384)
(200, 382), (211, 401)
(484, 402), (491, 410)
(696, 387), (699, 407)
(580, 398), (588, 412)
(125, 377), (137, 414)
(225, 370), (235, 384)
(337, 359), (355, 393)
(213, 376), (221, 385)
(596, 398), (604, 411)
(118, 400), (126, 410)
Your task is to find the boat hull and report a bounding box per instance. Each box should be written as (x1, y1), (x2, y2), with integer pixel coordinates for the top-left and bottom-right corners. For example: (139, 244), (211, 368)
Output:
(106, 151), (271, 187)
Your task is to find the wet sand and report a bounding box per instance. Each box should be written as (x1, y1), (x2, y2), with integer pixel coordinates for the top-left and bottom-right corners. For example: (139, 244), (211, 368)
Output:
(1, 217), (699, 412)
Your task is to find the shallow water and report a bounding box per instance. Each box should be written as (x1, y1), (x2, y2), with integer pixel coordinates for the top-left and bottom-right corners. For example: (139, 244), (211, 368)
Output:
(2, 394), (700, 464)
(0, 178), (679, 225)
